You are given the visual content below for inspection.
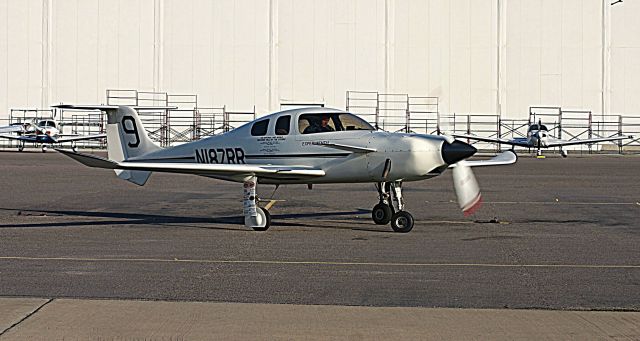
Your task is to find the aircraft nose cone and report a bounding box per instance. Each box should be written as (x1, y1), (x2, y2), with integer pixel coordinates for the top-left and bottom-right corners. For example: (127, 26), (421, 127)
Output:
(441, 140), (477, 165)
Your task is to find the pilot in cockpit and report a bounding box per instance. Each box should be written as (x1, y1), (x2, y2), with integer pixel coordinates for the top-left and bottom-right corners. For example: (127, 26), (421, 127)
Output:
(303, 114), (335, 134)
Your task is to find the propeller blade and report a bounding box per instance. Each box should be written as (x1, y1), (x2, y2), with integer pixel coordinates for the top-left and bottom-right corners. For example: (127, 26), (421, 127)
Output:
(452, 161), (482, 216)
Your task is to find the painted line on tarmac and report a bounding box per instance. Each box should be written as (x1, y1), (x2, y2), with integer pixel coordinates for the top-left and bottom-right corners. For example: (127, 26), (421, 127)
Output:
(0, 256), (638, 269)
(427, 201), (640, 206)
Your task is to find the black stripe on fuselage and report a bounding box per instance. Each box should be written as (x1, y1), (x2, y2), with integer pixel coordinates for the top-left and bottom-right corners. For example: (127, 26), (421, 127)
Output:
(245, 153), (350, 159)
(131, 156), (196, 162)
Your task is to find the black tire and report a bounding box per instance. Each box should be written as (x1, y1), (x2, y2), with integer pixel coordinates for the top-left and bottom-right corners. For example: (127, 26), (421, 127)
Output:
(251, 207), (271, 231)
(391, 211), (414, 233)
(372, 203), (393, 225)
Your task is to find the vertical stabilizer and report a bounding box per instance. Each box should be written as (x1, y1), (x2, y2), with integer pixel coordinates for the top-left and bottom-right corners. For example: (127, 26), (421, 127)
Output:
(105, 106), (162, 185)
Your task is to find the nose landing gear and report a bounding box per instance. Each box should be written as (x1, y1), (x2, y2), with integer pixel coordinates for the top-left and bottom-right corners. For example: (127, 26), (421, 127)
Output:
(373, 181), (414, 233)
(372, 182), (393, 225)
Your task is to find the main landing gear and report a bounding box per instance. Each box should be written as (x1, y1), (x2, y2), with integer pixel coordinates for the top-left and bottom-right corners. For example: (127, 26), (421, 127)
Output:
(373, 181), (414, 233)
(243, 175), (271, 231)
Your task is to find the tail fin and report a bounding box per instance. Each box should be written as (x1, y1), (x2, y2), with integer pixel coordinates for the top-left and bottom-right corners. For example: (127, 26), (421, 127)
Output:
(105, 106), (161, 185)
(53, 104), (169, 186)
(106, 106), (161, 161)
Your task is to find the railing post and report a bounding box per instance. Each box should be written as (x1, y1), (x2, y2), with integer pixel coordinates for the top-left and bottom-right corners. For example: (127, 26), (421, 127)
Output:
(618, 115), (623, 154)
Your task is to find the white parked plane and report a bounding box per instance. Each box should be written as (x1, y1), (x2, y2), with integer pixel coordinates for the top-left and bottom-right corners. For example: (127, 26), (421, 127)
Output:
(454, 120), (632, 157)
(0, 119), (106, 152)
(54, 105), (516, 232)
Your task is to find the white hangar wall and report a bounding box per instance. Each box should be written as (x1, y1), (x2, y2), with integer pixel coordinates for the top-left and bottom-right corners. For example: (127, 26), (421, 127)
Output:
(501, 0), (604, 118)
(610, 0), (640, 116)
(0, 0), (638, 120)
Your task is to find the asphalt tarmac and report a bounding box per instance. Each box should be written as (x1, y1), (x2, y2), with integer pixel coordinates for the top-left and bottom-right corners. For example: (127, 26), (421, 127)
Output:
(0, 151), (638, 311)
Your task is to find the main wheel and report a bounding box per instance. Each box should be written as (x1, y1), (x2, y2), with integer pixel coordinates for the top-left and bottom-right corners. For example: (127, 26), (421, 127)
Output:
(372, 203), (393, 225)
(390, 211), (414, 233)
(41, 145), (48, 153)
(251, 207), (271, 231)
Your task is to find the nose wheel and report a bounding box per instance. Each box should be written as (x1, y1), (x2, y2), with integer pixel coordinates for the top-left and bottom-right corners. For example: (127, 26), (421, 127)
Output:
(390, 211), (414, 233)
(373, 181), (414, 232)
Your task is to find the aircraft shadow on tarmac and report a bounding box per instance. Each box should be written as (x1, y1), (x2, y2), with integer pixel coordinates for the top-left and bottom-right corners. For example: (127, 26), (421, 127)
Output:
(0, 208), (379, 232)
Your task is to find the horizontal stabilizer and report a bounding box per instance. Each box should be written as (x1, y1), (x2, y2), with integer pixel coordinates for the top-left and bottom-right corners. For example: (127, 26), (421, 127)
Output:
(55, 149), (118, 169)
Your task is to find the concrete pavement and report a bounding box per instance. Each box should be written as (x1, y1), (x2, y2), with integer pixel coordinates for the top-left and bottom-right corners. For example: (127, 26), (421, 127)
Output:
(1, 298), (639, 340)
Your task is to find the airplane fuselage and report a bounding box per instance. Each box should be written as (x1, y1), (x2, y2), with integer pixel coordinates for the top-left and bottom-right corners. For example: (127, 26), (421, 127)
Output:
(17, 123), (61, 144)
(527, 129), (549, 148)
(129, 108), (456, 184)
(135, 130), (450, 184)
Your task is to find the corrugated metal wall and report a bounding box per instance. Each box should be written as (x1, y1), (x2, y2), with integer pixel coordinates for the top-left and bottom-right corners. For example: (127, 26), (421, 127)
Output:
(0, 0), (638, 119)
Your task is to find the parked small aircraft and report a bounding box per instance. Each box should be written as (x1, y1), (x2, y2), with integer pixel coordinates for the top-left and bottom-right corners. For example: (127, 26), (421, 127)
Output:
(55, 105), (516, 232)
(454, 120), (631, 157)
(0, 119), (106, 152)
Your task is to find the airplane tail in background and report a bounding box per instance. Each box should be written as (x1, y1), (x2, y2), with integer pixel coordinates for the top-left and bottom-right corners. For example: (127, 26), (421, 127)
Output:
(105, 106), (162, 185)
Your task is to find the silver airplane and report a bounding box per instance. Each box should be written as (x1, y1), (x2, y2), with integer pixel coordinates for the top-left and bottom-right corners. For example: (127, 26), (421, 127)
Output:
(454, 120), (632, 157)
(0, 118), (106, 152)
(54, 105), (517, 233)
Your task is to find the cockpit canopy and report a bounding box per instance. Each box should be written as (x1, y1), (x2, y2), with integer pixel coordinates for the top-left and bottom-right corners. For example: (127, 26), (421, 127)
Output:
(247, 108), (375, 137)
(528, 124), (548, 132)
(298, 113), (374, 134)
(37, 120), (57, 128)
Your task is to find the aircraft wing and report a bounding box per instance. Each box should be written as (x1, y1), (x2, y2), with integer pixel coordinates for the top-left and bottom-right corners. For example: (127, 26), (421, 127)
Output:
(449, 150), (517, 168)
(546, 135), (631, 147)
(56, 133), (107, 143)
(0, 134), (35, 142)
(0, 124), (25, 134)
(55, 149), (326, 178)
(453, 134), (531, 147)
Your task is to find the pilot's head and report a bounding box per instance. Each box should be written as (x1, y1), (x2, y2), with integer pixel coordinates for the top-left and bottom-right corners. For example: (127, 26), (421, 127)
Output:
(321, 115), (330, 126)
